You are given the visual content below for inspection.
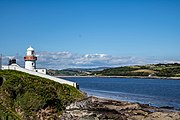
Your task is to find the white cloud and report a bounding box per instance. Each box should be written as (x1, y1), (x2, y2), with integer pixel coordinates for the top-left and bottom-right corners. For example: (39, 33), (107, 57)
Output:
(2, 51), (180, 69)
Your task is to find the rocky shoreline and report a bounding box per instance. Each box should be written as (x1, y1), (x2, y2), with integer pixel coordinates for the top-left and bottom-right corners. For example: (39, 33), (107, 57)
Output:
(60, 96), (180, 120)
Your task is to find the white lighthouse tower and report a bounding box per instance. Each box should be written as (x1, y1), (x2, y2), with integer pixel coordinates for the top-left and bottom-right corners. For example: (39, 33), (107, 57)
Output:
(24, 46), (37, 70)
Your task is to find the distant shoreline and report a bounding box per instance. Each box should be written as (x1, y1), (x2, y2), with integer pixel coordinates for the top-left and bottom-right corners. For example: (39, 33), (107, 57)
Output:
(55, 75), (180, 80)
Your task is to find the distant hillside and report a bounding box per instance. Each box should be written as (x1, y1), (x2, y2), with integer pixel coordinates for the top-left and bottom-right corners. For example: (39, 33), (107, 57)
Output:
(47, 69), (88, 76)
(65, 67), (111, 72)
(93, 63), (180, 77)
(0, 70), (84, 119)
(47, 67), (110, 76)
(47, 63), (180, 77)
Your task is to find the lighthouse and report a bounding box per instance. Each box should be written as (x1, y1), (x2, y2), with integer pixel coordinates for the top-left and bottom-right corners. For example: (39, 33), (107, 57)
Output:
(24, 46), (37, 70)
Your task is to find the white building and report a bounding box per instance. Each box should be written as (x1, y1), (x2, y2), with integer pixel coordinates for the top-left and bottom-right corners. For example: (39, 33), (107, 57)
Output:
(24, 46), (46, 74)
(1, 47), (78, 88)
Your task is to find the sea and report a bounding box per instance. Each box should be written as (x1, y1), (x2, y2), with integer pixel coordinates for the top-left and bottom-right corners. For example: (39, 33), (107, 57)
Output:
(61, 77), (180, 110)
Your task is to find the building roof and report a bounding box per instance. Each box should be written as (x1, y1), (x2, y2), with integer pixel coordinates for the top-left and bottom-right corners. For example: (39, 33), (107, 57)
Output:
(27, 46), (34, 51)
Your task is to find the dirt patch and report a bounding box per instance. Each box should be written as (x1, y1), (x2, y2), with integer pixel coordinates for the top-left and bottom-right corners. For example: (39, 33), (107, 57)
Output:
(132, 69), (155, 74)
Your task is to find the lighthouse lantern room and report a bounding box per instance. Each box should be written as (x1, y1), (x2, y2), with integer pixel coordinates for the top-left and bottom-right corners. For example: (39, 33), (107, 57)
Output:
(24, 46), (37, 70)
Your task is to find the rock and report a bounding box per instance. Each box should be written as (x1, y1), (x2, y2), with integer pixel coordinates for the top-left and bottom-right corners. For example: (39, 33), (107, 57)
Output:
(132, 110), (149, 116)
(104, 103), (140, 111)
(128, 115), (145, 120)
(160, 106), (174, 109)
(66, 97), (94, 110)
(60, 96), (180, 120)
(145, 112), (180, 120)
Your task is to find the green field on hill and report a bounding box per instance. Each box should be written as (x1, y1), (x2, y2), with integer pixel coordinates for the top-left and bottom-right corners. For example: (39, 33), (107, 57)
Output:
(93, 63), (180, 77)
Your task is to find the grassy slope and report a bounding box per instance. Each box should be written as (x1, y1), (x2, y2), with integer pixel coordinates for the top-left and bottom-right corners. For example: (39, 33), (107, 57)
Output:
(0, 70), (85, 119)
(93, 63), (180, 77)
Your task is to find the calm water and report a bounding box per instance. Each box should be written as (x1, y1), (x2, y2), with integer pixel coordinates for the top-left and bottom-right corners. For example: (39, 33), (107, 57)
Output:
(62, 77), (180, 109)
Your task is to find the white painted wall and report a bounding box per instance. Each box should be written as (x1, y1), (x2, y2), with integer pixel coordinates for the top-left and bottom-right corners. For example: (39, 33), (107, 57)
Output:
(35, 68), (46, 74)
(26, 47), (35, 56)
(27, 50), (34, 56)
(25, 61), (36, 70)
(2, 64), (78, 88)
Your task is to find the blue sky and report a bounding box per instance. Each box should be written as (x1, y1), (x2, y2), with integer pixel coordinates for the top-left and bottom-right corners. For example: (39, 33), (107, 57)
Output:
(0, 0), (180, 69)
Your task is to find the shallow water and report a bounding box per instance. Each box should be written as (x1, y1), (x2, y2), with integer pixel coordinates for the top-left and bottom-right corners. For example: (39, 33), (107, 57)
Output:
(62, 77), (180, 109)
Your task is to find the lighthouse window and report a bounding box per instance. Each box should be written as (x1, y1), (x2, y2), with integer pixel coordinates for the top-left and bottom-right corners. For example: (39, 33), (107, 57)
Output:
(32, 63), (34, 66)
(32, 51), (34, 55)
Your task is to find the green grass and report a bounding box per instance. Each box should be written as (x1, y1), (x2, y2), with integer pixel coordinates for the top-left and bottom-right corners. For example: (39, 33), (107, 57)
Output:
(0, 70), (85, 119)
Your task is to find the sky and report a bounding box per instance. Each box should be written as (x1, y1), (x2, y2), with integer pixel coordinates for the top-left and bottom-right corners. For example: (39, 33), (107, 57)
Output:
(0, 0), (180, 69)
